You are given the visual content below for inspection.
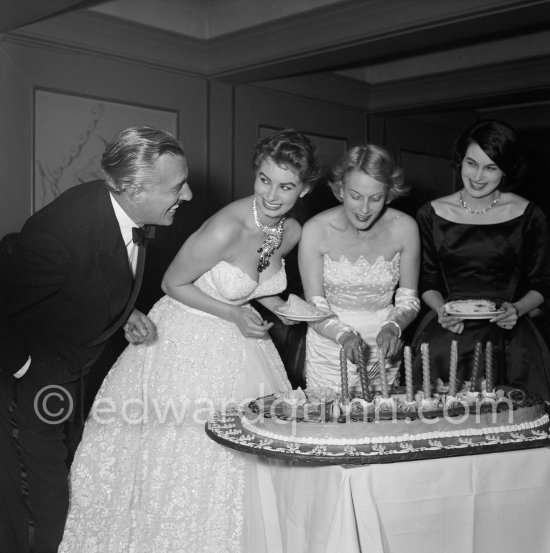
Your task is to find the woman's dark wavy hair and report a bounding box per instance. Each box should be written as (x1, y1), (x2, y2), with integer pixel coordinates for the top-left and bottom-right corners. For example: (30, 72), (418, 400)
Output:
(328, 143), (407, 203)
(453, 120), (525, 190)
(252, 129), (321, 188)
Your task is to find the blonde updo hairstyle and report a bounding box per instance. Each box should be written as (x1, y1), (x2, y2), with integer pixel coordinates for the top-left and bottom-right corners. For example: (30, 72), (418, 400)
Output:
(328, 144), (407, 203)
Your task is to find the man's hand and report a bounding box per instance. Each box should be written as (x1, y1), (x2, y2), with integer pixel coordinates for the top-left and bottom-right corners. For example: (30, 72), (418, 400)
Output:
(123, 309), (157, 345)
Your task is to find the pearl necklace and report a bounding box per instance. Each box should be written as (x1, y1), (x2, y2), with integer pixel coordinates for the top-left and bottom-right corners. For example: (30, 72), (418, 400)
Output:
(252, 198), (285, 272)
(459, 189), (501, 214)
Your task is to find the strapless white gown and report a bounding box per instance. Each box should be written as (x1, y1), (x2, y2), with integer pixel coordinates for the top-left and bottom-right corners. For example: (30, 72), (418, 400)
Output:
(305, 253), (401, 392)
(60, 261), (291, 553)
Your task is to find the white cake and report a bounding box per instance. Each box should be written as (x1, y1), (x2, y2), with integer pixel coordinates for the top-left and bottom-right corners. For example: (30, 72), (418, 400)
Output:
(444, 299), (497, 314)
(206, 340), (550, 463)
(226, 387), (550, 461)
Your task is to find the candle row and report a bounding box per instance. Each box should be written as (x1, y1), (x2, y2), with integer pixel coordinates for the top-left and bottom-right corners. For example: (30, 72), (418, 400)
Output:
(339, 340), (494, 401)
(403, 340), (494, 398)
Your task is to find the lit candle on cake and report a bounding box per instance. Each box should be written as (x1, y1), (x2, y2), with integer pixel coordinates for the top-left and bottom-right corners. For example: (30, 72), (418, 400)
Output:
(339, 347), (349, 403)
(357, 345), (372, 402)
(378, 347), (389, 399)
(470, 341), (482, 392)
(421, 342), (431, 398)
(449, 340), (458, 397)
(404, 345), (413, 402)
(485, 341), (493, 393)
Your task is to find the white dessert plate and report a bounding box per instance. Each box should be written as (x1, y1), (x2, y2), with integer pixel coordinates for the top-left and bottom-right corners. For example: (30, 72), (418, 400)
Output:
(443, 303), (505, 319)
(274, 306), (333, 322)
(446, 311), (506, 320)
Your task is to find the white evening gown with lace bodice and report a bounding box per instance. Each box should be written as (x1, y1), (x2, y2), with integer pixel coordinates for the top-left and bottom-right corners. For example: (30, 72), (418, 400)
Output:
(60, 261), (291, 553)
(305, 253), (401, 392)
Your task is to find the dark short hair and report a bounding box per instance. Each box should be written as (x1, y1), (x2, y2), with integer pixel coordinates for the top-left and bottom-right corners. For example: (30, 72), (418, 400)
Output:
(453, 120), (524, 190)
(328, 143), (406, 203)
(101, 126), (185, 194)
(252, 129), (320, 187)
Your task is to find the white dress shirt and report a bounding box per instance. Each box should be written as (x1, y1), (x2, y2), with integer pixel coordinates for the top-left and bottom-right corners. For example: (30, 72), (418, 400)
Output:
(109, 193), (142, 277)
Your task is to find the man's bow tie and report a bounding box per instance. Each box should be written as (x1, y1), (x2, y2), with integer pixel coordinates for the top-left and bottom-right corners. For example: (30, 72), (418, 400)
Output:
(132, 226), (154, 246)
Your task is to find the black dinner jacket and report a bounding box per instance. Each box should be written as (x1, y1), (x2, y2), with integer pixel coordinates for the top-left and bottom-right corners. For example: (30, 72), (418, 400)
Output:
(1, 181), (134, 377)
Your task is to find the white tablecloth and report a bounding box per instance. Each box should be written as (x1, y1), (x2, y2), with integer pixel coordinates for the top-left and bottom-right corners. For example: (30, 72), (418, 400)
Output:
(247, 447), (550, 553)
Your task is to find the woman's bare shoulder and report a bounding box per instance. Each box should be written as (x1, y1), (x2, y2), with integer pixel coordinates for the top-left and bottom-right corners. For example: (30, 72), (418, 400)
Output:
(194, 198), (245, 242)
(429, 193), (463, 219)
(384, 207), (418, 232)
(502, 192), (529, 207)
(303, 206), (343, 231)
(282, 217), (302, 244)
(431, 192), (459, 208)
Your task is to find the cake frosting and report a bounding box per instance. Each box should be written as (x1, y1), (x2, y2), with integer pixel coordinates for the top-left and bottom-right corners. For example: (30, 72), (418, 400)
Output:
(206, 341), (550, 463)
(243, 387), (546, 445)
(213, 386), (550, 461)
(444, 299), (497, 314)
(277, 293), (329, 317)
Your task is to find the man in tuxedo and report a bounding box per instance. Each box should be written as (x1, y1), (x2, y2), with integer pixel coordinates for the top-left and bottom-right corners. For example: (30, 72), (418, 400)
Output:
(0, 126), (192, 553)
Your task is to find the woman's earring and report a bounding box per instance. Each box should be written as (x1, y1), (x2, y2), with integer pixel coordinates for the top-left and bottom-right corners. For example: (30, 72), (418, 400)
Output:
(299, 185), (311, 198)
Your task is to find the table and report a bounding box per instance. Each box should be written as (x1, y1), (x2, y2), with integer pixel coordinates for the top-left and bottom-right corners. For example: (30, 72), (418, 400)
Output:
(246, 447), (550, 553)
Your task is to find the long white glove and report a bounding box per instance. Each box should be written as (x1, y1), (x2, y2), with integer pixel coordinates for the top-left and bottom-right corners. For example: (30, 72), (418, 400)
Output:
(377, 287), (420, 337)
(307, 295), (357, 345)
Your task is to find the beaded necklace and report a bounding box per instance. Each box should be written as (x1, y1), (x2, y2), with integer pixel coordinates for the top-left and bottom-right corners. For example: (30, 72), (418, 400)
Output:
(459, 189), (501, 214)
(252, 198), (285, 272)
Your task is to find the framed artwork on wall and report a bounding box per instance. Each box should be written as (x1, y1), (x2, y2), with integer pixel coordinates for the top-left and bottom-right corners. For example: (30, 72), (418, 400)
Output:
(33, 89), (178, 211)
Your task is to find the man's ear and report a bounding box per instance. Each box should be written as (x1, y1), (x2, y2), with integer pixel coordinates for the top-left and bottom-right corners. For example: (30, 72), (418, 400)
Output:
(127, 186), (143, 202)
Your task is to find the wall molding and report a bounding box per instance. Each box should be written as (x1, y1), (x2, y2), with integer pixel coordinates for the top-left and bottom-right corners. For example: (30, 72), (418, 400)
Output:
(205, 0), (550, 81)
(5, 3), (550, 115)
(254, 74), (371, 111)
(8, 1), (550, 86)
(6, 10), (207, 77)
(368, 55), (550, 114)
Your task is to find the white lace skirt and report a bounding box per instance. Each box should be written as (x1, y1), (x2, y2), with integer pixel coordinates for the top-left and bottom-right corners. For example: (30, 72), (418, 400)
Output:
(60, 296), (291, 553)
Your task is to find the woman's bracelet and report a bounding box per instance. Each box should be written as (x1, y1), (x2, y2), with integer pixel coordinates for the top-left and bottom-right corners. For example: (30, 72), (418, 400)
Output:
(376, 320), (402, 338)
(511, 303), (520, 317)
(335, 326), (358, 347)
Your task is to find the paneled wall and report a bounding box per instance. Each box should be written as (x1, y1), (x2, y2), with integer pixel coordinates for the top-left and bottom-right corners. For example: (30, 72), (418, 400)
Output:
(0, 42), (372, 236)
(0, 37), (208, 240)
(0, 21), (370, 309)
(368, 113), (478, 215)
(5, 10), (546, 242)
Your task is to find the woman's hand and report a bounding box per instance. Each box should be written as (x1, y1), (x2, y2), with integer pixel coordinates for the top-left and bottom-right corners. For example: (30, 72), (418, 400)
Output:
(231, 306), (274, 338)
(256, 296), (299, 326)
(491, 301), (519, 330)
(436, 306), (464, 334)
(376, 324), (402, 359)
(124, 309), (157, 345)
(339, 331), (365, 365)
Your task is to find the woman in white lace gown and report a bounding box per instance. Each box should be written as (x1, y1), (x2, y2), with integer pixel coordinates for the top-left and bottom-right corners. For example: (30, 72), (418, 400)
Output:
(60, 129), (319, 553)
(299, 144), (421, 392)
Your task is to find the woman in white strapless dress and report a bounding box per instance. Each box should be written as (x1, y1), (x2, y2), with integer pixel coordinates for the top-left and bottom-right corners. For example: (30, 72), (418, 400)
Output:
(299, 144), (421, 392)
(59, 129), (319, 553)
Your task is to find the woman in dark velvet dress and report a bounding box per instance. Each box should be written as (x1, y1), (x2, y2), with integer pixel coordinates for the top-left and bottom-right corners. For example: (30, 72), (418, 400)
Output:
(412, 120), (550, 400)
